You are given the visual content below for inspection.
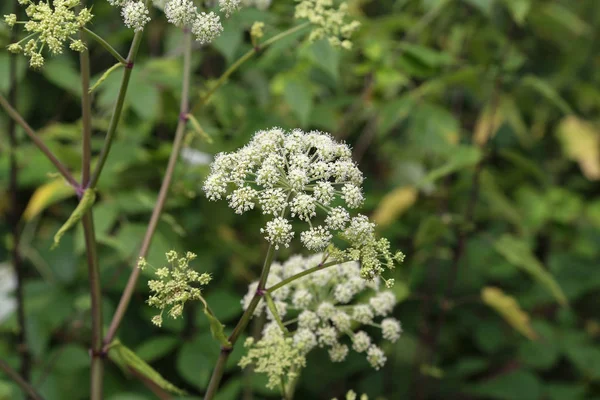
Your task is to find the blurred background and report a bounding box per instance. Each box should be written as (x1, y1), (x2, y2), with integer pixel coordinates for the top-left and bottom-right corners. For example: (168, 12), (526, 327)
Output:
(1, 0), (599, 399)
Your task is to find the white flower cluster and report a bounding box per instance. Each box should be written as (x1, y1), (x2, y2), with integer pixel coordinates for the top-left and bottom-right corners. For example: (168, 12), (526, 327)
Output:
(203, 128), (404, 280)
(241, 254), (402, 373)
(4, 0), (93, 68)
(108, 0), (150, 32)
(242, 0), (271, 10)
(295, 0), (361, 49)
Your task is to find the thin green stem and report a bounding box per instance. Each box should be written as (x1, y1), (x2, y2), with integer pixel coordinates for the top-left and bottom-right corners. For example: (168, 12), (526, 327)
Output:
(103, 30), (193, 348)
(88, 28), (145, 189)
(264, 292), (288, 334)
(267, 260), (340, 293)
(83, 27), (127, 65)
(191, 22), (310, 114)
(82, 213), (103, 400)
(80, 33), (92, 186)
(0, 359), (44, 400)
(204, 245), (278, 400)
(0, 94), (79, 190)
(79, 28), (104, 400)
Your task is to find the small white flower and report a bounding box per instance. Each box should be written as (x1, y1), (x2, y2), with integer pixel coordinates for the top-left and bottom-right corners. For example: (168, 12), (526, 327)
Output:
(352, 304), (374, 324)
(329, 343), (349, 362)
(300, 226), (332, 251)
(292, 289), (313, 309)
(258, 188), (287, 215)
(317, 326), (338, 346)
(290, 193), (317, 221)
(294, 328), (317, 352)
(298, 310), (319, 330)
(330, 310), (351, 331)
(352, 331), (371, 353)
(381, 318), (402, 342)
(164, 0), (197, 28)
(325, 206), (350, 230)
(261, 217), (294, 249)
(192, 12), (223, 44)
(219, 0), (242, 17)
(369, 291), (396, 316)
(341, 183), (364, 208)
(333, 283), (354, 304)
(227, 186), (258, 214)
(313, 181), (334, 204)
(317, 302), (335, 320)
(366, 345), (387, 370)
(122, 1), (151, 32)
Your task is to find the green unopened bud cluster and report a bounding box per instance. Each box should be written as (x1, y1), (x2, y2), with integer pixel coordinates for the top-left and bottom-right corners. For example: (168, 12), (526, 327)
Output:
(4, 0), (93, 68)
(138, 250), (211, 327)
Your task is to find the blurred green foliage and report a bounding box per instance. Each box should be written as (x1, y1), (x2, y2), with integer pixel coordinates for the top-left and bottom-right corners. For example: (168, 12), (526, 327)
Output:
(1, 0), (600, 399)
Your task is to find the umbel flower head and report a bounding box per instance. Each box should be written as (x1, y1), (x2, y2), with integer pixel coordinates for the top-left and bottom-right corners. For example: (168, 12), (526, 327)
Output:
(294, 0), (361, 49)
(138, 250), (211, 327)
(203, 127), (404, 280)
(241, 253), (402, 377)
(4, 0), (93, 68)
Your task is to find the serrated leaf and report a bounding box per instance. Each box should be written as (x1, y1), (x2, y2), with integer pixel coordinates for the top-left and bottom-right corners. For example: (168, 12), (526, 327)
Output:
(372, 186), (418, 227)
(494, 235), (568, 306)
(108, 339), (186, 395)
(22, 178), (76, 221)
(482, 287), (537, 340)
(556, 116), (600, 180)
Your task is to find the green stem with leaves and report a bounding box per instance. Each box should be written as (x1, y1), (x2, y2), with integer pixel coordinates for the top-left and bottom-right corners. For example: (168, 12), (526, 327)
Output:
(103, 30), (194, 349)
(203, 244), (278, 400)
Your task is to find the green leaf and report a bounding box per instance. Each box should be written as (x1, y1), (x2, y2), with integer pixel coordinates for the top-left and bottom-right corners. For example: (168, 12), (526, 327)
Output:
(467, 370), (542, 400)
(284, 80), (313, 126)
(108, 339), (186, 395)
(308, 39), (340, 81)
(53, 189), (96, 249)
(521, 76), (572, 115)
(494, 235), (568, 306)
(134, 336), (178, 363)
(501, 0), (531, 25)
(43, 56), (81, 97)
(420, 145), (482, 185)
(201, 298), (231, 348)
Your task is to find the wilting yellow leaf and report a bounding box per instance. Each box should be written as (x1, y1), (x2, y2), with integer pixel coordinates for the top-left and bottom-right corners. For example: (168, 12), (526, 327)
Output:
(372, 186), (417, 227)
(474, 101), (505, 146)
(556, 116), (600, 180)
(482, 287), (537, 340)
(22, 179), (76, 221)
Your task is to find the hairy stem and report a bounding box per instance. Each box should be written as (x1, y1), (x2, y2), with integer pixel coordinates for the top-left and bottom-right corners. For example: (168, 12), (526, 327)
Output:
(103, 30), (193, 348)
(83, 27), (127, 65)
(79, 30), (104, 400)
(204, 245), (277, 400)
(0, 360), (44, 400)
(191, 22), (310, 114)
(0, 94), (79, 189)
(8, 0), (31, 384)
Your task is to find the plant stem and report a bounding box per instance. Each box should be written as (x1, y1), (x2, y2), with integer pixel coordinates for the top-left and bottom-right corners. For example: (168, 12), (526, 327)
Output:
(0, 94), (79, 189)
(267, 260), (340, 293)
(79, 29), (104, 400)
(191, 22), (310, 114)
(88, 28), (145, 189)
(103, 30), (193, 348)
(204, 245), (277, 400)
(83, 27), (127, 65)
(0, 359), (44, 400)
(264, 292), (288, 333)
(8, 0), (31, 384)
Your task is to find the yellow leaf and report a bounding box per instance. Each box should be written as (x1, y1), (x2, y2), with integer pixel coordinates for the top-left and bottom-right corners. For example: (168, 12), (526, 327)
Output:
(474, 101), (505, 146)
(22, 179), (76, 221)
(372, 186), (417, 227)
(482, 286), (537, 340)
(556, 116), (600, 180)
